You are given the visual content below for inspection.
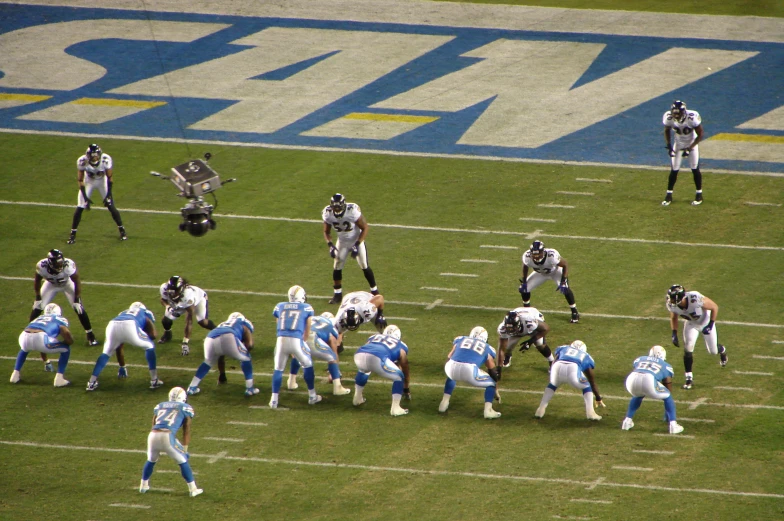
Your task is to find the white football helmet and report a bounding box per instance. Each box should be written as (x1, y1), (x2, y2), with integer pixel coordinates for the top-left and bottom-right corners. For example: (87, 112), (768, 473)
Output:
(229, 312), (246, 321)
(44, 303), (62, 316)
(288, 285), (306, 303)
(383, 325), (401, 340)
(321, 311), (335, 320)
(469, 326), (488, 343)
(129, 302), (146, 312)
(169, 386), (187, 403)
(571, 340), (587, 352)
(649, 345), (667, 360)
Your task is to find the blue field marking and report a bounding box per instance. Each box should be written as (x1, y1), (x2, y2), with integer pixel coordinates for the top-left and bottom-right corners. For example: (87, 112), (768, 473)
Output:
(0, 4), (782, 173)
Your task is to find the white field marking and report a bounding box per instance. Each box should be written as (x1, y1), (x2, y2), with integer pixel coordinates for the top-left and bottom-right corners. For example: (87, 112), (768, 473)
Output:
(677, 418), (716, 423)
(714, 386), (755, 391)
(157, 469), (198, 475)
(227, 421), (267, 427)
(4, 356), (784, 411)
(753, 354), (784, 360)
(688, 397), (709, 410)
(5, 440), (784, 500)
(653, 434), (697, 439)
(130, 487), (174, 492)
(5, 275), (781, 329)
(538, 203), (575, 209)
(384, 316), (418, 321)
(2, 200), (783, 252)
(772, 340), (784, 344)
(519, 218), (557, 223)
(460, 259), (498, 263)
(612, 466), (653, 472)
(425, 299), (444, 310)
(632, 450), (674, 455)
(525, 229), (544, 240)
(570, 499), (612, 505)
(439, 272), (479, 278)
(553, 516), (591, 520)
(576, 178), (613, 183)
(420, 286), (458, 292)
(745, 202), (782, 207)
(249, 405), (290, 411)
(2, 128), (782, 178)
(109, 504), (151, 509)
(733, 370), (774, 376)
(480, 244), (519, 249)
(203, 437), (245, 443)
(207, 451), (228, 464)
(556, 191), (595, 196)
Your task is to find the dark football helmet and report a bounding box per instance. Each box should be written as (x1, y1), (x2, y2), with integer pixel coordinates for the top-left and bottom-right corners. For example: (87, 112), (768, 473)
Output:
(343, 308), (363, 331)
(667, 284), (686, 304)
(330, 193), (347, 217)
(86, 144), (102, 166)
(46, 249), (65, 274)
(166, 276), (187, 301)
(503, 311), (524, 335)
(530, 240), (546, 264)
(670, 101), (687, 122)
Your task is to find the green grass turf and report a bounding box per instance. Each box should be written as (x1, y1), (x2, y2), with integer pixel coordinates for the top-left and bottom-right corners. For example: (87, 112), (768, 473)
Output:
(0, 132), (782, 521)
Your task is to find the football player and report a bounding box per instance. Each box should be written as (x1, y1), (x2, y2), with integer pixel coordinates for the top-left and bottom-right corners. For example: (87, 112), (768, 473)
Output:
(30, 249), (99, 351)
(519, 240), (580, 324)
(621, 346), (684, 434)
(495, 306), (552, 369)
(140, 387), (203, 497)
(534, 340), (605, 421)
(353, 325), (411, 416)
(322, 193), (379, 304)
(11, 304), (74, 387)
(270, 286), (320, 408)
(662, 100), (705, 206)
(666, 284), (728, 390)
(187, 312), (260, 397)
(438, 326), (502, 419)
(288, 311), (351, 395)
(86, 302), (162, 391)
(67, 143), (127, 243)
(335, 290), (387, 333)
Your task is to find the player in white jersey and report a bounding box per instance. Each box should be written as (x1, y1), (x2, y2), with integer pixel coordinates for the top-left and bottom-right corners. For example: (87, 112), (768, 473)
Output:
(322, 193), (379, 304)
(495, 307), (553, 370)
(67, 144), (127, 243)
(661, 101), (705, 206)
(519, 240), (580, 324)
(666, 284), (728, 390)
(335, 291), (387, 334)
(30, 249), (99, 357)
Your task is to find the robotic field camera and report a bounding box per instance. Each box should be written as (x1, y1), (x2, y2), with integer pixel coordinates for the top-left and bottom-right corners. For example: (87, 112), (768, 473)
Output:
(151, 153), (236, 237)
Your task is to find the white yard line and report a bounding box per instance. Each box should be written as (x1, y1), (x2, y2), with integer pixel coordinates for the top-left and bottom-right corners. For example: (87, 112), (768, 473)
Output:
(733, 370), (773, 376)
(130, 487), (174, 492)
(576, 178), (613, 183)
(519, 218), (557, 223)
(460, 259), (498, 263)
(585, 477), (605, 490)
(385, 316), (418, 321)
(556, 191), (595, 196)
(157, 469), (198, 475)
(3, 275), (782, 329)
(480, 245), (519, 249)
(203, 437), (245, 443)
(745, 202), (782, 207)
(425, 299), (444, 310)
(612, 466), (653, 472)
(439, 273), (478, 277)
(109, 504), (150, 509)
(769, 340), (784, 344)
(249, 405), (290, 411)
(714, 386), (754, 391)
(570, 499), (612, 504)
(688, 397), (709, 410)
(420, 286), (458, 292)
(753, 355), (784, 360)
(227, 421), (267, 427)
(553, 516), (591, 520)
(632, 450), (674, 455)
(2, 200), (782, 251)
(538, 203), (575, 209)
(677, 418), (716, 423)
(4, 440), (783, 499)
(207, 451), (228, 464)
(653, 434), (696, 439)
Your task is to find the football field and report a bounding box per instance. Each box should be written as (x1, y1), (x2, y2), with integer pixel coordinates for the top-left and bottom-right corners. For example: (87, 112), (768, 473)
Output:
(1, 1), (783, 521)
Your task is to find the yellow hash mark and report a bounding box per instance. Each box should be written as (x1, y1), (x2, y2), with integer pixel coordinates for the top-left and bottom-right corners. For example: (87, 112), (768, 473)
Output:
(0, 93), (51, 102)
(711, 133), (784, 144)
(72, 98), (167, 109)
(344, 112), (439, 124)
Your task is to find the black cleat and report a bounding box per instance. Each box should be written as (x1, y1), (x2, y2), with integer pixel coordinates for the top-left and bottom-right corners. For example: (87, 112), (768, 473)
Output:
(86, 332), (99, 346)
(661, 193), (673, 206)
(570, 309), (580, 324)
(158, 330), (172, 344)
(502, 352), (512, 368)
(719, 345), (728, 367)
(66, 232), (76, 245)
(328, 293), (343, 305)
(218, 373), (228, 384)
(682, 378), (693, 390)
(691, 193), (703, 206)
(119, 226), (128, 241)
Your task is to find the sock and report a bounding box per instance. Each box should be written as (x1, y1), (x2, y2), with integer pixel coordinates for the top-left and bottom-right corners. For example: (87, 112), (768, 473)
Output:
(392, 380), (404, 395)
(692, 168), (702, 190)
(303, 366), (315, 391)
(71, 207), (84, 230)
(270, 392), (279, 404)
(355, 372), (370, 387)
(484, 401), (495, 413)
(664, 396), (677, 421)
(179, 462), (195, 483)
(241, 360), (254, 381)
(444, 377), (457, 395)
(145, 349), (157, 371)
(187, 481), (199, 493)
(626, 396), (644, 419)
(142, 461), (155, 480)
(90, 353), (110, 381)
(354, 385), (364, 400)
(327, 363), (341, 381)
(484, 386), (496, 403)
(391, 394), (402, 408)
(194, 362), (211, 381)
(539, 385), (556, 408)
(57, 350), (70, 374)
(684, 352), (694, 374)
(667, 170), (679, 191)
(583, 390), (596, 415)
(272, 370), (283, 394)
(14, 350), (29, 371)
(290, 358), (301, 376)
(362, 267), (377, 289)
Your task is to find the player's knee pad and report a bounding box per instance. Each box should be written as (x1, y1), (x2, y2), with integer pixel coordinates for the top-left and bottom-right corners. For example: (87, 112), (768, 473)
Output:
(162, 317), (173, 330)
(333, 269), (342, 282)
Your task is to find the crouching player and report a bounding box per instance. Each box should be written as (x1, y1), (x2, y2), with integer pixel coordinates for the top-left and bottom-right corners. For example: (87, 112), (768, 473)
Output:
(140, 387), (203, 497)
(438, 326), (502, 419)
(534, 340), (605, 421)
(288, 311), (351, 395)
(87, 302), (161, 391)
(11, 303), (74, 387)
(188, 312), (259, 397)
(621, 345), (684, 434)
(353, 325), (410, 416)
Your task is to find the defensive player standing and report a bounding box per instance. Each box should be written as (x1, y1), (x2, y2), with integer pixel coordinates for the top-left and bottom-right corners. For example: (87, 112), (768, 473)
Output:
(353, 325), (411, 416)
(438, 326), (502, 419)
(187, 312), (260, 397)
(519, 240), (580, 324)
(496, 306), (552, 369)
(335, 290), (388, 333)
(140, 387), (203, 497)
(270, 286), (321, 408)
(67, 143), (127, 243)
(86, 302), (162, 391)
(11, 304), (74, 387)
(666, 284), (728, 390)
(621, 346), (684, 434)
(288, 311), (351, 395)
(322, 193), (379, 304)
(662, 100), (705, 206)
(534, 340), (605, 421)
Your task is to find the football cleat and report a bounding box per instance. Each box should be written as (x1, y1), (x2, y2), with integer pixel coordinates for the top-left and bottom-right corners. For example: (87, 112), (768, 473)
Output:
(139, 480), (150, 494)
(158, 330), (172, 344)
(189, 488), (204, 498)
(87, 332), (99, 346)
(570, 309), (580, 324)
(682, 378), (693, 390)
(333, 385), (351, 396)
(10, 370), (21, 384)
(328, 293), (343, 305)
(720, 350), (728, 367)
(438, 398), (450, 413)
(66, 232), (76, 245)
(119, 226), (128, 241)
(44, 361), (54, 372)
(150, 378), (164, 389)
(390, 405), (409, 416)
(218, 373), (228, 384)
(669, 422), (685, 434)
(587, 412), (603, 421)
(54, 374), (71, 387)
(308, 395), (323, 405)
(244, 387), (260, 397)
(534, 406), (546, 419)
(186, 386), (200, 396)
(621, 418), (634, 430)
(691, 193), (703, 206)
(268, 399), (278, 409)
(86, 381), (99, 391)
(502, 352), (512, 368)
(484, 409), (502, 420)
(118, 366), (128, 379)
(287, 376), (299, 390)
(661, 193), (673, 206)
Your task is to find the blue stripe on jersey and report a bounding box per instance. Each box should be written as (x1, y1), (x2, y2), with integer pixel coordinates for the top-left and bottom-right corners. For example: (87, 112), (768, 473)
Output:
(273, 302), (314, 338)
(450, 336), (496, 366)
